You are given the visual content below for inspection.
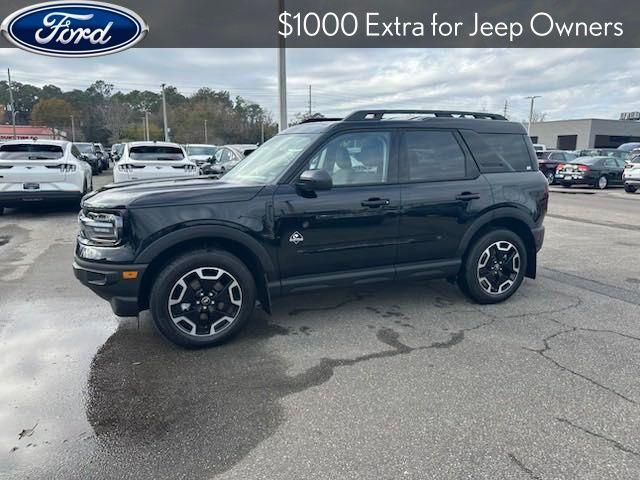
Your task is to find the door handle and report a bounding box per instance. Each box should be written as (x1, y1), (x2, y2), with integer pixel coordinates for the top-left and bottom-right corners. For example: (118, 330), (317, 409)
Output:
(361, 198), (390, 208)
(456, 192), (480, 201)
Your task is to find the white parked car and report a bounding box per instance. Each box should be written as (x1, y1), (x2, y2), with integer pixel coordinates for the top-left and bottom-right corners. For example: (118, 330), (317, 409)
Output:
(0, 140), (93, 215)
(623, 160), (640, 193)
(113, 142), (198, 183)
(185, 144), (217, 167)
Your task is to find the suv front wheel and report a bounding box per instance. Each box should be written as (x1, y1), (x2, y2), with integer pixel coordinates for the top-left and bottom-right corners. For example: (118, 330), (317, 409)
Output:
(150, 249), (256, 348)
(458, 229), (527, 304)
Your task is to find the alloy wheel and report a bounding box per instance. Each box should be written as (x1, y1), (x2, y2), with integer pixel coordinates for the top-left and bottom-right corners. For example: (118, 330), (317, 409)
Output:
(168, 267), (242, 337)
(546, 171), (555, 185)
(476, 241), (521, 295)
(598, 176), (608, 189)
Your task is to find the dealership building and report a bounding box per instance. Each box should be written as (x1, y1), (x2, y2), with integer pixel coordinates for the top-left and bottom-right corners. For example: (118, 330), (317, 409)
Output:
(529, 119), (640, 151)
(0, 125), (68, 142)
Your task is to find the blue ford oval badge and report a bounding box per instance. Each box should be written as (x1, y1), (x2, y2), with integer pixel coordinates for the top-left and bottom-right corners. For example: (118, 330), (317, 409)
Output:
(1, 1), (148, 57)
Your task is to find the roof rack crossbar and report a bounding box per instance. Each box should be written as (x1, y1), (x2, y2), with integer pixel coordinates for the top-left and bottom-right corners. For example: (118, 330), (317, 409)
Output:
(344, 110), (507, 121)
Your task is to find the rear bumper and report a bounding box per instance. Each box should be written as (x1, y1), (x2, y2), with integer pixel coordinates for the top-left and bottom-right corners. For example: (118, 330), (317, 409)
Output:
(0, 190), (82, 205)
(73, 257), (147, 317)
(624, 179), (640, 186)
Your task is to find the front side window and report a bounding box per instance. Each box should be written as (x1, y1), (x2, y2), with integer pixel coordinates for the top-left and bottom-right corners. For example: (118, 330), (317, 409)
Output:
(128, 146), (185, 161)
(402, 130), (466, 182)
(306, 131), (391, 186)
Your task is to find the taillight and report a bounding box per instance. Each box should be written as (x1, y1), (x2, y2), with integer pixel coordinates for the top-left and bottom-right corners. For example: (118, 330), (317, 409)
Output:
(60, 164), (76, 172)
(556, 163), (565, 171)
(577, 165), (590, 172)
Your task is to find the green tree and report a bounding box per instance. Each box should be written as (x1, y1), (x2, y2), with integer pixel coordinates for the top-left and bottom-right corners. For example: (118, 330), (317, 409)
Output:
(31, 98), (74, 129)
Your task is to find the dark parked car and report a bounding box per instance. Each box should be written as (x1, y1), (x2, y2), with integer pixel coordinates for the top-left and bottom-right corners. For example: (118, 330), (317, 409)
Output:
(93, 143), (109, 170)
(556, 156), (626, 189)
(578, 148), (628, 162)
(75, 142), (101, 174)
(74, 109), (547, 348)
(202, 144), (258, 175)
(536, 150), (576, 184)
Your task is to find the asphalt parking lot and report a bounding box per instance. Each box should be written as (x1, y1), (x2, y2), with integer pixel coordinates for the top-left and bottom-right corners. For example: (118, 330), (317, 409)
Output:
(1, 176), (640, 479)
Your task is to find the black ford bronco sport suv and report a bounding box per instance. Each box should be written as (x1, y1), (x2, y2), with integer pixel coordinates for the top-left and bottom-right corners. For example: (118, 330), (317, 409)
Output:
(74, 110), (547, 348)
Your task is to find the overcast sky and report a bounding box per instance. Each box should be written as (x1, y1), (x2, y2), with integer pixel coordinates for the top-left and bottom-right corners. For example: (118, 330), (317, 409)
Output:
(1, 48), (638, 122)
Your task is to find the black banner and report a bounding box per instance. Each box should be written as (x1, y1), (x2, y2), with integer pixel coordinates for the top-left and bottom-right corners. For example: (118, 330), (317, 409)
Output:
(1, 0), (639, 48)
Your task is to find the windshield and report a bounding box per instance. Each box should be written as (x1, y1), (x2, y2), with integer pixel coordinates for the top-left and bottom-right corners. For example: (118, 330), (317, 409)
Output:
(0, 144), (64, 160)
(129, 146), (185, 161)
(76, 143), (95, 154)
(187, 146), (216, 156)
(222, 134), (318, 184)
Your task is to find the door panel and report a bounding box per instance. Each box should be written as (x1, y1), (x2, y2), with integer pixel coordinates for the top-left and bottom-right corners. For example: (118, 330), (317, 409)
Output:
(397, 176), (492, 266)
(273, 183), (401, 284)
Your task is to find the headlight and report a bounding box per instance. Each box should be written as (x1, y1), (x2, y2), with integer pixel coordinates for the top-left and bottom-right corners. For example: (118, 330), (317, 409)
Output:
(78, 211), (124, 246)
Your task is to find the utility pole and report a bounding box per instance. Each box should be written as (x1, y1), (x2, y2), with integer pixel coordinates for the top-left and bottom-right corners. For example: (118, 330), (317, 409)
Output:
(7, 68), (17, 139)
(277, 0), (287, 131)
(70, 115), (75, 141)
(525, 95), (541, 135)
(161, 83), (169, 141)
(308, 85), (312, 115)
(260, 120), (265, 144)
(503, 99), (509, 119)
(145, 111), (150, 140)
(204, 119), (208, 143)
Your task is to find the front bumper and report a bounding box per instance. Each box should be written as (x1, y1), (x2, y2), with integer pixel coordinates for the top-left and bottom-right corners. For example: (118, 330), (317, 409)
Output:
(73, 257), (147, 316)
(0, 190), (83, 205)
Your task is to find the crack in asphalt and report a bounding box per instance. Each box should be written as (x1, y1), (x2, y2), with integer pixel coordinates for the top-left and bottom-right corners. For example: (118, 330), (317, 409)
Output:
(525, 326), (638, 406)
(287, 292), (372, 316)
(556, 417), (640, 457)
(507, 453), (543, 480)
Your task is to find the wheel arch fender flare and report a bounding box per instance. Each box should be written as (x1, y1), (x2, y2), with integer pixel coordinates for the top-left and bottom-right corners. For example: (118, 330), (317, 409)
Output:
(456, 207), (536, 259)
(136, 225), (277, 280)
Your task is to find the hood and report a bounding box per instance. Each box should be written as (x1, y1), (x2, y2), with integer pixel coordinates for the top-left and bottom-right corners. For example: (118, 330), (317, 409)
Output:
(82, 176), (264, 210)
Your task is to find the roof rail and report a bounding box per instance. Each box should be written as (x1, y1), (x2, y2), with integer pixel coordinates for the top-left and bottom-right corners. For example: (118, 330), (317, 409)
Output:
(344, 110), (507, 121)
(300, 117), (343, 124)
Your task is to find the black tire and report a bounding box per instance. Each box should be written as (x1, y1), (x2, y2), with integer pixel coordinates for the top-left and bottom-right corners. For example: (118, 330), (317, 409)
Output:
(596, 175), (608, 190)
(624, 184), (637, 193)
(150, 249), (256, 348)
(458, 229), (527, 304)
(0, 207), (4, 216)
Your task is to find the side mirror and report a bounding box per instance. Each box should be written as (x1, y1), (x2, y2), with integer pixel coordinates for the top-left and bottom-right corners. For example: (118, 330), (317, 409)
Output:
(296, 169), (332, 194)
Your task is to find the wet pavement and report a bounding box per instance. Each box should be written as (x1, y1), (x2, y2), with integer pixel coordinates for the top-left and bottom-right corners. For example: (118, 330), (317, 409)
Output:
(2, 179), (640, 479)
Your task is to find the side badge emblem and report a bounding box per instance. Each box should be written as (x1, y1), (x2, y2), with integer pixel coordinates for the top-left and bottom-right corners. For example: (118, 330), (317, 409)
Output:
(289, 231), (304, 245)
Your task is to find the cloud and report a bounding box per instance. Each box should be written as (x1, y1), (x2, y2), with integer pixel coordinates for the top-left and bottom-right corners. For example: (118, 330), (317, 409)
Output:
(2, 48), (638, 121)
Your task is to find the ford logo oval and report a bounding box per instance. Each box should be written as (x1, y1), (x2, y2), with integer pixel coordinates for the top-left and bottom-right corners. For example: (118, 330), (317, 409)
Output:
(0, 1), (148, 57)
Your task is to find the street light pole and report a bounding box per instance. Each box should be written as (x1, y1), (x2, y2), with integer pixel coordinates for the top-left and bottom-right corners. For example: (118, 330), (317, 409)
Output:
(7, 68), (17, 139)
(277, 0), (287, 132)
(70, 115), (75, 142)
(204, 119), (208, 143)
(525, 95), (541, 135)
(161, 83), (169, 141)
(145, 111), (150, 140)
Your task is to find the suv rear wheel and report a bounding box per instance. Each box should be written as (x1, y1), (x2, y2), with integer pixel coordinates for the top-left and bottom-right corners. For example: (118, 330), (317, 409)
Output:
(150, 249), (256, 348)
(458, 229), (527, 304)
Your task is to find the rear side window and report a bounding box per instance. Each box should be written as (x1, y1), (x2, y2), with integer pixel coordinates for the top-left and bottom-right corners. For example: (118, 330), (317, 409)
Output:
(462, 131), (534, 173)
(0, 144), (64, 160)
(402, 130), (466, 182)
